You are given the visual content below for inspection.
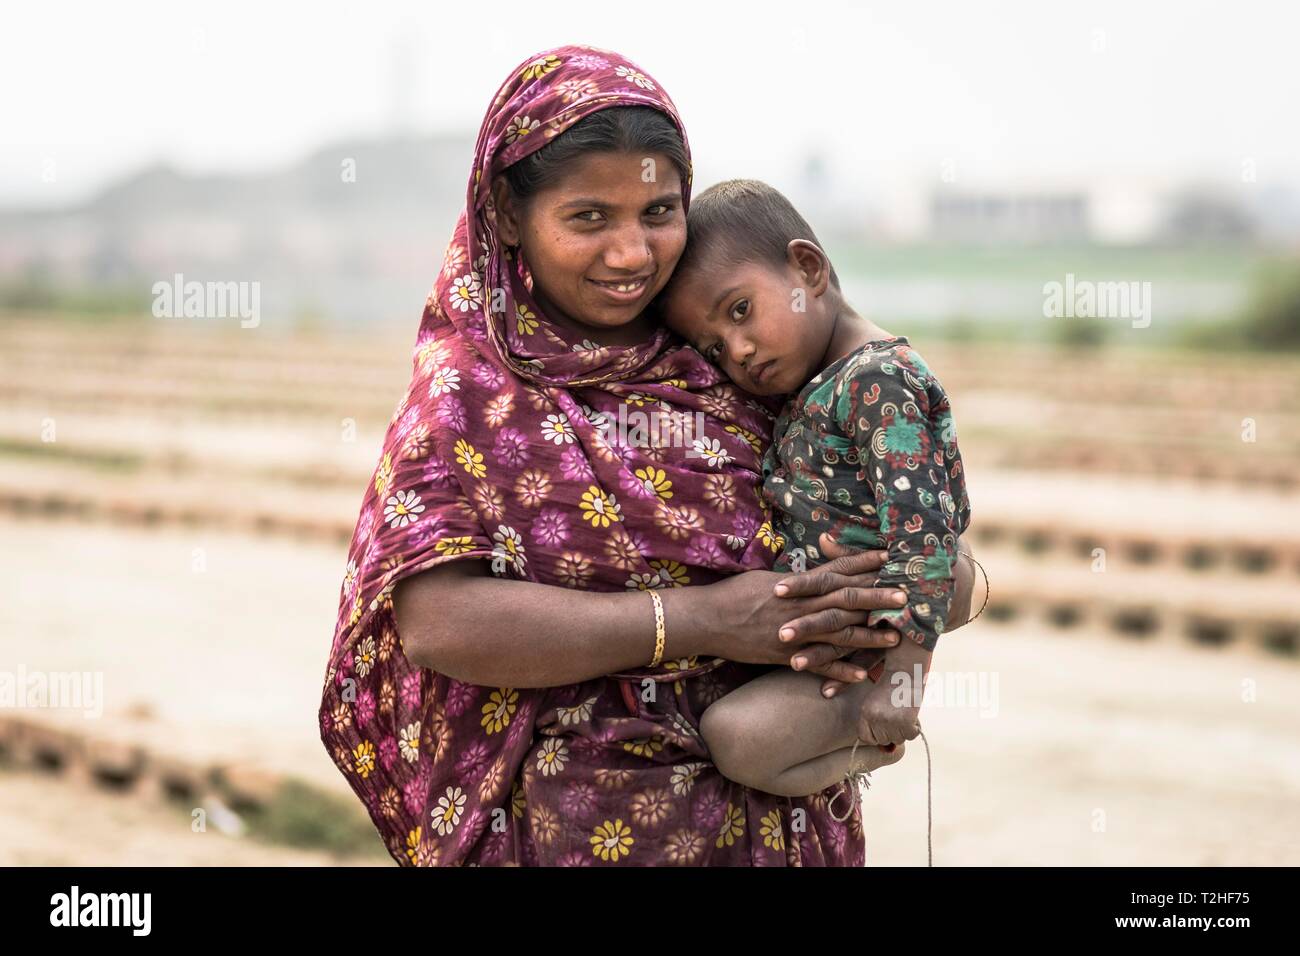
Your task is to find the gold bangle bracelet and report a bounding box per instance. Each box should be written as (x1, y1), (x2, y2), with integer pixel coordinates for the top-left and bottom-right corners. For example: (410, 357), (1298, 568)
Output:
(648, 590), (666, 667)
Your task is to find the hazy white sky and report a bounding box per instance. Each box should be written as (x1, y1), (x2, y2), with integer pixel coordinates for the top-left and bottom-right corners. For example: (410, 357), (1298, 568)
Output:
(3, 0), (1296, 213)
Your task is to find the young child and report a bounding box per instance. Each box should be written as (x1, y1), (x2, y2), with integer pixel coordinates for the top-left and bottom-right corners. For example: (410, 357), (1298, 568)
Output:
(655, 179), (973, 799)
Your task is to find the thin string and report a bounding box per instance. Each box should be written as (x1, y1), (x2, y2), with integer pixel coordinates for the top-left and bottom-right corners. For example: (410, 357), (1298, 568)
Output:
(960, 549), (991, 624)
(825, 553), (985, 861)
(828, 726), (933, 867)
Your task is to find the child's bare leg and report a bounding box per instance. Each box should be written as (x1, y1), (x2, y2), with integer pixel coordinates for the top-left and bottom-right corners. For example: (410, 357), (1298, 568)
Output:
(699, 659), (902, 797)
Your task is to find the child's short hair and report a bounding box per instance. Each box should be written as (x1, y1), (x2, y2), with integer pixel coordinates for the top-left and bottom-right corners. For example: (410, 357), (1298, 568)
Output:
(677, 179), (841, 290)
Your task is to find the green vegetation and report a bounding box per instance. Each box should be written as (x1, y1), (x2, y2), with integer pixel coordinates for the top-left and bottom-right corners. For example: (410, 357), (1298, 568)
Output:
(1238, 260), (1300, 350)
(173, 778), (392, 862)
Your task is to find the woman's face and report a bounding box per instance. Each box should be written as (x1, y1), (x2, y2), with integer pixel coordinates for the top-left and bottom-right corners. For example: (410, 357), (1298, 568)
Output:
(490, 151), (686, 343)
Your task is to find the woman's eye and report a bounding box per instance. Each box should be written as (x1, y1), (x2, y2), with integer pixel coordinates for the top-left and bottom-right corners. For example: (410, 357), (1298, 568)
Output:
(730, 299), (749, 322)
(574, 210), (604, 223)
(646, 204), (672, 216)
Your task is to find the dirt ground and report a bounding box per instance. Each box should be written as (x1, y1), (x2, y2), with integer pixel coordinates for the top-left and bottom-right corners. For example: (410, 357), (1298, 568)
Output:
(2, 514), (1296, 865)
(2, 320), (1296, 866)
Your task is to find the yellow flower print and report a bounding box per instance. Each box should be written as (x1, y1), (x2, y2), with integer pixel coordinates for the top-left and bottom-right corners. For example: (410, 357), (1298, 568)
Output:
(590, 819), (634, 862)
(520, 54), (561, 81)
(405, 825), (422, 865)
(760, 809), (785, 851)
(374, 452), (394, 496)
(516, 303), (538, 336)
(724, 422), (763, 454)
(622, 736), (665, 758)
(647, 559), (689, 587)
(435, 536), (474, 557)
(716, 802), (745, 848)
(757, 519), (786, 553)
(662, 656), (699, 695)
(579, 485), (622, 529)
(353, 740), (376, 779)
(480, 688), (519, 734)
(658, 378), (689, 389)
(511, 781), (526, 819)
(635, 466), (673, 500)
(454, 438), (486, 478)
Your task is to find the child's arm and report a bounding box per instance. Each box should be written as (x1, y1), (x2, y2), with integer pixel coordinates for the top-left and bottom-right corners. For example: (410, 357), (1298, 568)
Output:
(836, 345), (970, 654)
(836, 346), (972, 743)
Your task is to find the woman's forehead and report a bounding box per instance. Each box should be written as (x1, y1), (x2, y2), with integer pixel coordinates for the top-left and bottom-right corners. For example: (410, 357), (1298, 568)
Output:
(529, 151), (683, 205)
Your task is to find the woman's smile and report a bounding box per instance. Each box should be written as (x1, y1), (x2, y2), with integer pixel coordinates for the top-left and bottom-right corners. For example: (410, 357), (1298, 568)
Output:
(587, 272), (653, 304)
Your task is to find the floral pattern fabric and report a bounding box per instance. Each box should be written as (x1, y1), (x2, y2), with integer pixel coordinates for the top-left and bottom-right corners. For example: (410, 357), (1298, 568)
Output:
(763, 337), (972, 651)
(318, 44), (868, 866)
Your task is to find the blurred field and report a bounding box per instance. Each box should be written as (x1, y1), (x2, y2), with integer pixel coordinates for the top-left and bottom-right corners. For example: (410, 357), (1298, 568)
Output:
(1, 314), (1297, 865)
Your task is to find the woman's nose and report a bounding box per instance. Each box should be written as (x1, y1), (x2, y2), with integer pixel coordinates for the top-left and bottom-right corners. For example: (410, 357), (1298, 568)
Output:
(602, 225), (652, 271)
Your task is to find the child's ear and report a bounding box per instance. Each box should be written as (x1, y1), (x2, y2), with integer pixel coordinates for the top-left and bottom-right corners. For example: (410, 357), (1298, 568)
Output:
(788, 240), (831, 296)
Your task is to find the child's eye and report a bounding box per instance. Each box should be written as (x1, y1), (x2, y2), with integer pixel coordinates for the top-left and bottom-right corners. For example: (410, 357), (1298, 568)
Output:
(729, 299), (749, 322)
(574, 210), (605, 223)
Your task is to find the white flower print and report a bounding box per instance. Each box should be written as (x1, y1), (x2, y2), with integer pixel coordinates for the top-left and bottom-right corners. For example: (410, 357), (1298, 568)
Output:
(671, 763), (705, 796)
(535, 738), (569, 777)
(540, 413), (576, 445)
(432, 786), (466, 836)
(399, 722), (421, 763)
(384, 490), (425, 528)
(354, 635), (376, 678)
(427, 365), (461, 398)
(448, 273), (482, 312)
(491, 524), (527, 574)
(614, 65), (655, 89)
(505, 115), (540, 144)
(556, 696), (597, 727)
(692, 437), (733, 467)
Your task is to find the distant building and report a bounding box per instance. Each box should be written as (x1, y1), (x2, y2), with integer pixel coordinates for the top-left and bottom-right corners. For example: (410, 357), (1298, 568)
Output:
(930, 190), (1091, 244)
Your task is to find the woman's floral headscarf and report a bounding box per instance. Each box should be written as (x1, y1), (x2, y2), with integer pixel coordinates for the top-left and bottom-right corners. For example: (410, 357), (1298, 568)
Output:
(318, 44), (791, 865)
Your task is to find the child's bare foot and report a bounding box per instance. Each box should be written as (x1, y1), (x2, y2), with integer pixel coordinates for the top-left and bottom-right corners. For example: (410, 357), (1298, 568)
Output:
(849, 739), (905, 775)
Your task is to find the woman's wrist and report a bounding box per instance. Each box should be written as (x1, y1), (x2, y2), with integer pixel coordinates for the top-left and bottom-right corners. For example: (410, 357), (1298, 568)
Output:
(657, 585), (721, 661)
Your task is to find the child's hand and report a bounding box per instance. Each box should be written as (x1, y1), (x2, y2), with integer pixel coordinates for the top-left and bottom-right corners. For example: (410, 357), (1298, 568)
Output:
(855, 635), (931, 745)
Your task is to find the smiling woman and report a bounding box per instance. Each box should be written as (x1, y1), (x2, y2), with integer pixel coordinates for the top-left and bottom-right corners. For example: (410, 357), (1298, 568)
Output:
(317, 44), (934, 867)
(487, 108), (689, 348)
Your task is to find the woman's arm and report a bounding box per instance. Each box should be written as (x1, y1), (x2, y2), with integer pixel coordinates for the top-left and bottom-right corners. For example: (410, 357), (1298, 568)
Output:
(395, 558), (713, 687)
(393, 552), (910, 689)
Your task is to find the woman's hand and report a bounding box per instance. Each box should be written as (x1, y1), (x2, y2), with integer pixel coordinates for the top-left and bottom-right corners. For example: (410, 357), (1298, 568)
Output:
(803, 532), (978, 697)
(700, 549), (907, 684)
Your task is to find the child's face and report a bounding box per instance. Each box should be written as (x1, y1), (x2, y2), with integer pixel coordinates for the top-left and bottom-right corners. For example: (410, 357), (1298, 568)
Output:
(659, 254), (830, 396)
